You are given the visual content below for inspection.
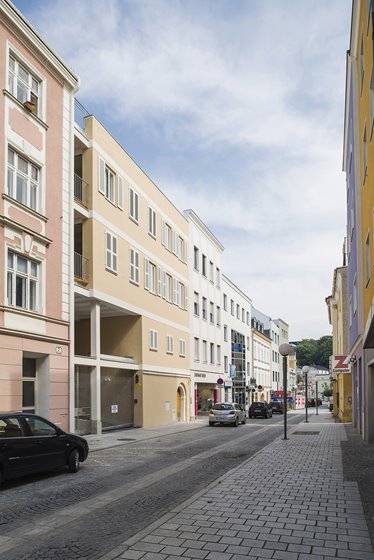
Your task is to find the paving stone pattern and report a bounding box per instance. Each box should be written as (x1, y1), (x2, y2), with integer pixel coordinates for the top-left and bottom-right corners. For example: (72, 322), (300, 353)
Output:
(108, 423), (374, 560)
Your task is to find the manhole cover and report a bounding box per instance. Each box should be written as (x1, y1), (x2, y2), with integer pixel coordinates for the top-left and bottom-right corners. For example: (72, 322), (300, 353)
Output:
(292, 431), (320, 436)
(117, 438), (136, 441)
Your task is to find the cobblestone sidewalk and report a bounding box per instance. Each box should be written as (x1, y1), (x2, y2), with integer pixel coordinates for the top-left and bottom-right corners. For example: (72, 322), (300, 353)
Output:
(99, 413), (374, 560)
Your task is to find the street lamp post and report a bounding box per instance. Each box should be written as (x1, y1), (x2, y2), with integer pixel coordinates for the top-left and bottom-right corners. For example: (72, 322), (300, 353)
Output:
(279, 343), (296, 440)
(316, 380), (319, 415)
(302, 365), (310, 423)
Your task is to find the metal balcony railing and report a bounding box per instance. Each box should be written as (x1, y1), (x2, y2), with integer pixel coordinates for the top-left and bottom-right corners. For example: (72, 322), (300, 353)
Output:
(74, 174), (89, 208)
(74, 252), (89, 282)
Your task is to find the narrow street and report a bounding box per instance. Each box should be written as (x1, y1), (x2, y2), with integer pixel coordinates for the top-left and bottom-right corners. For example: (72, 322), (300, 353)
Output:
(0, 414), (305, 560)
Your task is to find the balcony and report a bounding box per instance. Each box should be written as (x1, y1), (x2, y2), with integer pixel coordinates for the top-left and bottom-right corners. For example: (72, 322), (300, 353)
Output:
(74, 98), (89, 131)
(74, 252), (89, 284)
(74, 174), (89, 208)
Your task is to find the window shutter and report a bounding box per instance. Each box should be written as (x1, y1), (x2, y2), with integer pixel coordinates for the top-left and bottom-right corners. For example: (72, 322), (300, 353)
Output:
(162, 271), (166, 299)
(162, 220), (166, 246)
(99, 157), (105, 194)
(173, 230), (177, 254)
(173, 278), (178, 304)
(144, 258), (149, 290)
(118, 176), (123, 209)
(157, 267), (162, 296)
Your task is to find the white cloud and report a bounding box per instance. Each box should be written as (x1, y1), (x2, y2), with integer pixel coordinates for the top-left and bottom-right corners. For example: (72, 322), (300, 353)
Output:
(17, 0), (351, 337)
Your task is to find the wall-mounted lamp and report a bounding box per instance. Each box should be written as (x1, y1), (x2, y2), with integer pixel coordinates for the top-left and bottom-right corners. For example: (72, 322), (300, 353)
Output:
(349, 355), (357, 364)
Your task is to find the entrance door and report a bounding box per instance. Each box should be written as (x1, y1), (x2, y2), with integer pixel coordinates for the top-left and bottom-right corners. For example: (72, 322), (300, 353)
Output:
(74, 366), (92, 435)
(176, 388), (181, 420)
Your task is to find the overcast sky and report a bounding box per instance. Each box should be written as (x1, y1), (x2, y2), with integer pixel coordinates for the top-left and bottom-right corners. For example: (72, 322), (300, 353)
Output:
(13, 0), (351, 340)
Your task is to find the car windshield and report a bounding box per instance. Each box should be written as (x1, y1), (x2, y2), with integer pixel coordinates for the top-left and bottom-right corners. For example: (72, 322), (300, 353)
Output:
(212, 404), (233, 411)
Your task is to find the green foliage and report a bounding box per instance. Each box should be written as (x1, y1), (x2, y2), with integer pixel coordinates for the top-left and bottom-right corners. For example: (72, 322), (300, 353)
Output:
(323, 387), (332, 397)
(295, 336), (332, 369)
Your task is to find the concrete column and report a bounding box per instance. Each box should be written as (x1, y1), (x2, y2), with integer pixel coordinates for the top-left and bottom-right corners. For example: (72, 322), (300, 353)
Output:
(90, 301), (102, 434)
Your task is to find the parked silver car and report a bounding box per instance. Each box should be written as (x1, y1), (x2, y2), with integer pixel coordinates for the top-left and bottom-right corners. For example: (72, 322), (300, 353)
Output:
(209, 403), (246, 427)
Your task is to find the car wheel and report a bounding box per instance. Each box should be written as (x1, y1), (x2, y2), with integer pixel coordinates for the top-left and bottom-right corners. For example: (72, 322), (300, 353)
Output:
(234, 417), (239, 427)
(67, 448), (80, 473)
(209, 422), (214, 427)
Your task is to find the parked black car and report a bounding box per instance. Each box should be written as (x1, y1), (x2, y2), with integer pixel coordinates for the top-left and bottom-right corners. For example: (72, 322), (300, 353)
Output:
(269, 401), (284, 414)
(0, 413), (89, 486)
(248, 402), (273, 419)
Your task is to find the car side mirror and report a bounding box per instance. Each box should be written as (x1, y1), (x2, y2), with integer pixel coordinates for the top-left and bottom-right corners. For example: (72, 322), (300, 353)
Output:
(56, 427), (64, 436)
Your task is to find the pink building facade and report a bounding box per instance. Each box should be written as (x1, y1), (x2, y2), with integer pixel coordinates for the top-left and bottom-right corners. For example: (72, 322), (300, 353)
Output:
(0, 0), (78, 429)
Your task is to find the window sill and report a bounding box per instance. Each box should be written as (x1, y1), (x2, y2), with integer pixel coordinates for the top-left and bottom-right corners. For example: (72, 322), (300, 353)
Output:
(129, 279), (139, 287)
(148, 232), (156, 240)
(3, 89), (48, 129)
(2, 194), (48, 222)
(129, 215), (139, 225)
(105, 267), (118, 275)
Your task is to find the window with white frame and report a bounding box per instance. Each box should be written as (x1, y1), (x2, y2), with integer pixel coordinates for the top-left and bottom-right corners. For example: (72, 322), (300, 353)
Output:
(216, 306), (221, 326)
(144, 258), (157, 294)
(98, 158), (115, 204)
(106, 232), (117, 273)
(130, 248), (139, 285)
(210, 343), (214, 364)
(224, 325), (228, 342)
(202, 297), (207, 320)
(148, 207), (156, 238)
(177, 282), (187, 309)
(7, 147), (40, 211)
(194, 292), (199, 316)
(117, 176), (124, 209)
(216, 267), (220, 288)
(149, 329), (158, 350)
(223, 293), (227, 311)
(176, 235), (185, 261)
(231, 299), (234, 315)
(202, 254), (207, 277)
(209, 302), (214, 323)
(217, 345), (221, 366)
(8, 53), (41, 116)
(202, 340), (208, 363)
(166, 335), (174, 354)
(129, 187), (139, 222)
(246, 311), (250, 326)
(7, 251), (39, 311)
(209, 261), (214, 283)
(163, 272), (172, 302)
(236, 304), (240, 319)
(242, 308), (245, 323)
(194, 338), (200, 361)
(179, 339), (186, 357)
(194, 246), (199, 271)
(162, 221), (172, 250)
(224, 356), (228, 373)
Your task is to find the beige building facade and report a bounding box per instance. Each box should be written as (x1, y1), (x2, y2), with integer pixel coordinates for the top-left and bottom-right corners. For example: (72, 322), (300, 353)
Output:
(73, 115), (190, 433)
(0, 0), (78, 429)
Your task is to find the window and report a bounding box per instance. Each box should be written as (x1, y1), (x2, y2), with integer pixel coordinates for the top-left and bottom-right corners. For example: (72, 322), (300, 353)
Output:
(353, 274), (358, 315)
(8, 53), (40, 115)
(23, 357), (36, 413)
(217, 345), (221, 366)
(210, 302), (214, 324)
(231, 299), (234, 315)
(130, 248), (139, 285)
(129, 187), (139, 222)
(224, 325), (228, 342)
(163, 272), (172, 302)
(216, 267), (220, 288)
(236, 304), (240, 319)
(149, 330), (158, 350)
(202, 297), (207, 320)
(145, 259), (157, 294)
(194, 246), (199, 271)
(179, 339), (186, 357)
(162, 221), (172, 250)
(24, 415), (57, 436)
(194, 292), (199, 316)
(224, 356), (228, 373)
(202, 254), (207, 277)
(210, 343), (214, 364)
(194, 338), (200, 361)
(216, 306), (221, 326)
(176, 236), (185, 261)
(148, 207), (157, 238)
(366, 233), (371, 286)
(7, 251), (38, 311)
(242, 308), (245, 323)
(210, 261), (214, 283)
(166, 335), (174, 354)
(98, 158), (115, 203)
(106, 232), (117, 273)
(177, 282), (187, 309)
(223, 293), (227, 311)
(247, 312), (250, 326)
(7, 147), (40, 211)
(203, 340), (208, 363)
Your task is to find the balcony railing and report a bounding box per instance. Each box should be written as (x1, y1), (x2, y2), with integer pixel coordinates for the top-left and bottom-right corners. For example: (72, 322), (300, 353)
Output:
(74, 98), (90, 131)
(74, 252), (89, 283)
(74, 174), (89, 208)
